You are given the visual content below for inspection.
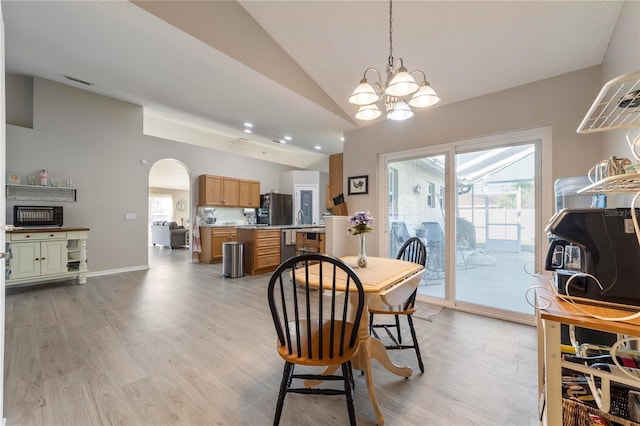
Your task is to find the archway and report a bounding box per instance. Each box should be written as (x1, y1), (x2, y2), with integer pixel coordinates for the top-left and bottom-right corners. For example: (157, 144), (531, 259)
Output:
(148, 159), (192, 259)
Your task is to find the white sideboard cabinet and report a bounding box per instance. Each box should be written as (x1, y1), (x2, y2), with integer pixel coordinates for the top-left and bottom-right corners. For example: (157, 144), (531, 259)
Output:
(6, 228), (89, 286)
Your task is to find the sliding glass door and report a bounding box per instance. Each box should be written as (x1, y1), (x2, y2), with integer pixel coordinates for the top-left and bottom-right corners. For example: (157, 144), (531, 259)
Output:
(454, 144), (536, 314)
(382, 131), (545, 320)
(388, 154), (447, 299)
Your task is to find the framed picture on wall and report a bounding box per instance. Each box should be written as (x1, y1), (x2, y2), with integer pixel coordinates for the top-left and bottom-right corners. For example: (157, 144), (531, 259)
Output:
(348, 175), (368, 195)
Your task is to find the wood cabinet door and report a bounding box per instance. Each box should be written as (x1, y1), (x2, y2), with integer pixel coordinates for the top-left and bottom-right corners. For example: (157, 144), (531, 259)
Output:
(223, 178), (239, 206)
(328, 153), (343, 208)
(211, 228), (237, 261)
(199, 175), (224, 205)
(239, 180), (260, 207)
(211, 235), (226, 260)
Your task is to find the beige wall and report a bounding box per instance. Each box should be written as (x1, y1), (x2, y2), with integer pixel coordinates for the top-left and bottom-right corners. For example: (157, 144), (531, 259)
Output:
(6, 77), (297, 273)
(343, 66), (604, 255)
(601, 0), (640, 159)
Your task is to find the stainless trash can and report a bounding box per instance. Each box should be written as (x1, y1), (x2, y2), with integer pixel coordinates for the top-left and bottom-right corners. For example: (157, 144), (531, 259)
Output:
(222, 242), (244, 278)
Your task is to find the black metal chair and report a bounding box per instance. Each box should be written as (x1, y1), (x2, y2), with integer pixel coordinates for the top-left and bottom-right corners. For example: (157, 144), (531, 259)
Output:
(267, 253), (365, 426)
(368, 237), (427, 373)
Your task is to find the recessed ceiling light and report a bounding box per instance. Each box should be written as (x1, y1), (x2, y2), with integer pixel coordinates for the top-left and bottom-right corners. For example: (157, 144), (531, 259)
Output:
(244, 122), (253, 128)
(244, 129), (252, 134)
(341, 137), (345, 142)
(314, 145), (322, 150)
(284, 136), (292, 141)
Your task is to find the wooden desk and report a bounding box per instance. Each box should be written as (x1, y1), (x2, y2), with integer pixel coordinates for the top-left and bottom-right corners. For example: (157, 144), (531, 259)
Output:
(303, 256), (424, 426)
(535, 275), (640, 425)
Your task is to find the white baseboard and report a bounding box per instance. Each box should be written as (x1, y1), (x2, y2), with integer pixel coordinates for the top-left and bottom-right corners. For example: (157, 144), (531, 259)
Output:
(87, 265), (149, 278)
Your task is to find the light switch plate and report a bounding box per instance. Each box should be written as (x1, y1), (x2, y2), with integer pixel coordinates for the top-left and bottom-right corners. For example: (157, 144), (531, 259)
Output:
(125, 213), (136, 221)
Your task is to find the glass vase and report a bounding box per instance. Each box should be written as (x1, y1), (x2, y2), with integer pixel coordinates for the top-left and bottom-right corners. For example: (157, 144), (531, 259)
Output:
(357, 233), (368, 268)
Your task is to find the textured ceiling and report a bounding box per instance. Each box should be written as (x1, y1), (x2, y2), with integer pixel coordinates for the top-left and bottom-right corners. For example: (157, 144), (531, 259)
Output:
(2, 0), (624, 171)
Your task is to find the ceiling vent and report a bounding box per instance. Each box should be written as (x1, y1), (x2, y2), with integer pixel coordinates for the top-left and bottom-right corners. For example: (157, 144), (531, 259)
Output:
(63, 75), (93, 86)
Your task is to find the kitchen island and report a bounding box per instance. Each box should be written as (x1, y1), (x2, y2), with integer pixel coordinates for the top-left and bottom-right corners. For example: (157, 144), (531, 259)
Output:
(236, 225), (326, 275)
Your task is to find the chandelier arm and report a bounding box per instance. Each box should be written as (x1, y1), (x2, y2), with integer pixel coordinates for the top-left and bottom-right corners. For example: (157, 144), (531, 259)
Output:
(409, 69), (427, 84)
(363, 67), (383, 85)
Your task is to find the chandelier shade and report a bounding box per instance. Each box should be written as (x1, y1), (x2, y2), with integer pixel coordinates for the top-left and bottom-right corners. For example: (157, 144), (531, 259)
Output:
(356, 104), (382, 121)
(408, 81), (441, 108)
(387, 100), (414, 121)
(349, 0), (440, 121)
(385, 65), (419, 98)
(349, 78), (381, 106)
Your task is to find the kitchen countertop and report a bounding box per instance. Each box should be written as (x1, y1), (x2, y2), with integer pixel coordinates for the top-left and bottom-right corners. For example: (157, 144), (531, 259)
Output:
(7, 226), (90, 233)
(237, 224), (326, 232)
(199, 223), (326, 231)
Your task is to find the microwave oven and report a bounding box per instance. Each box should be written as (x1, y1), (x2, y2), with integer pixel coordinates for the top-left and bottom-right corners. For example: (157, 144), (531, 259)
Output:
(14, 205), (63, 227)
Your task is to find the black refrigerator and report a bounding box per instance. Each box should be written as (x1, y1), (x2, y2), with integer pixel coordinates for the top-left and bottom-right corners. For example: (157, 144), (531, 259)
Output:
(257, 193), (293, 226)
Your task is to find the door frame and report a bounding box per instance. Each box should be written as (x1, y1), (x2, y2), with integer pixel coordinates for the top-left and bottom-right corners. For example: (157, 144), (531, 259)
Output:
(378, 126), (552, 324)
(294, 184), (318, 225)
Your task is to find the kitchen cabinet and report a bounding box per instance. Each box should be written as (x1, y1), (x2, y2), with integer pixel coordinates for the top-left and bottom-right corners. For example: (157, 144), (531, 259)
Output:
(198, 175), (239, 206)
(237, 228), (281, 275)
(199, 226), (237, 263)
(6, 228), (89, 286)
(239, 179), (260, 207)
(328, 153), (343, 208)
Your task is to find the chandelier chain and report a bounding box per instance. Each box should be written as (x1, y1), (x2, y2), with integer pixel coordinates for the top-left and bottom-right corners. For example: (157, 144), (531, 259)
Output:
(387, 0), (394, 70)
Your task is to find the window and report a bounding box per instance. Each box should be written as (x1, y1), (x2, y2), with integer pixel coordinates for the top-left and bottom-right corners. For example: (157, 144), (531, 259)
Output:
(389, 167), (399, 217)
(149, 194), (174, 224)
(427, 182), (436, 208)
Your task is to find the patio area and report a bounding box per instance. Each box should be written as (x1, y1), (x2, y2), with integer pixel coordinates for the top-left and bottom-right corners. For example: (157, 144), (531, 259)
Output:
(416, 248), (537, 315)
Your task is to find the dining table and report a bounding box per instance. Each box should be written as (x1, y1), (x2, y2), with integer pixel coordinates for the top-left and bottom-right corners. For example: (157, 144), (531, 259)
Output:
(300, 255), (425, 426)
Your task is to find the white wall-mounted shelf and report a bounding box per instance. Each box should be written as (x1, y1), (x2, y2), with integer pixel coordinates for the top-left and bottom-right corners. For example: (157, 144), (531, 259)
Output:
(577, 71), (640, 134)
(577, 173), (640, 194)
(6, 184), (77, 202)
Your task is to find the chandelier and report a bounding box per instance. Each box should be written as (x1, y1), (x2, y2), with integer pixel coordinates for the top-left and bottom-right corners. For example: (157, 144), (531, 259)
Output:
(349, 0), (440, 121)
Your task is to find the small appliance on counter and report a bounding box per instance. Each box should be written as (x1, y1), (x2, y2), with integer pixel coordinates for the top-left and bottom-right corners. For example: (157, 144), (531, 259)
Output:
(243, 208), (257, 225)
(14, 205), (63, 227)
(198, 207), (216, 225)
(544, 207), (640, 307)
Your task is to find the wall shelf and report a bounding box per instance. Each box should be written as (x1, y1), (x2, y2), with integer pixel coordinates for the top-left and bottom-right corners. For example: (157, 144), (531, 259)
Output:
(577, 173), (640, 194)
(577, 71), (640, 134)
(6, 184), (77, 202)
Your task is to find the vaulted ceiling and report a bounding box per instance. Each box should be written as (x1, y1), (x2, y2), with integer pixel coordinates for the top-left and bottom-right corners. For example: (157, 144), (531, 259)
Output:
(2, 0), (623, 169)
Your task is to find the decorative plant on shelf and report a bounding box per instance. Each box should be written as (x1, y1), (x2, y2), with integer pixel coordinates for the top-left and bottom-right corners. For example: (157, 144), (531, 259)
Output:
(349, 211), (375, 267)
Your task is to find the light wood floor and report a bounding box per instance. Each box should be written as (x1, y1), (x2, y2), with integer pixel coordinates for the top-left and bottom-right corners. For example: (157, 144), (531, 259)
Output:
(4, 246), (540, 425)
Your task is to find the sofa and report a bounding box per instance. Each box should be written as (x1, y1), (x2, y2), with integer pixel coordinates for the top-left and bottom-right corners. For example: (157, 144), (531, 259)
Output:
(151, 221), (188, 248)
